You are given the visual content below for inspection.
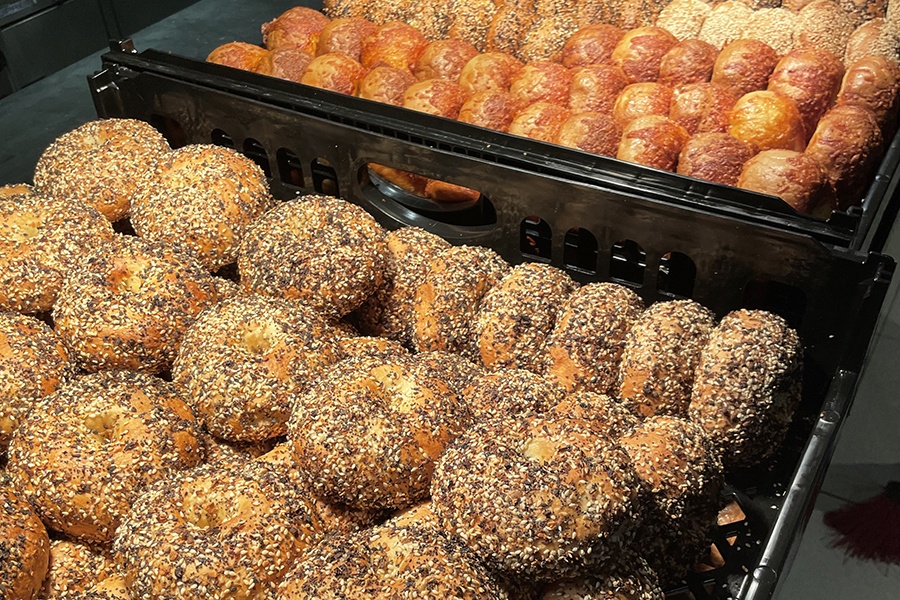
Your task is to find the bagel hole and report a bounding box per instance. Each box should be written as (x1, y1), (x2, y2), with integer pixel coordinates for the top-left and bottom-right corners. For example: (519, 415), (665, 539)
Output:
(522, 436), (560, 463)
(83, 409), (124, 443)
(109, 259), (152, 294)
(182, 489), (250, 529)
(1, 213), (42, 242)
(239, 320), (282, 354)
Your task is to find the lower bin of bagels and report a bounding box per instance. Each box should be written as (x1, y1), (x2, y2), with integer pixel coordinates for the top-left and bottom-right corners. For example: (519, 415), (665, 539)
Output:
(72, 0), (899, 598)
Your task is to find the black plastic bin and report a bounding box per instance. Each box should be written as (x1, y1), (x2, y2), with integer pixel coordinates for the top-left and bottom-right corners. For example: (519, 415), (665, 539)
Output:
(89, 42), (896, 600)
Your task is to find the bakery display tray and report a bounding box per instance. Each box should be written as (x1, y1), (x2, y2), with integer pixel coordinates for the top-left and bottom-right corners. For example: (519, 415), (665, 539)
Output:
(89, 41), (896, 600)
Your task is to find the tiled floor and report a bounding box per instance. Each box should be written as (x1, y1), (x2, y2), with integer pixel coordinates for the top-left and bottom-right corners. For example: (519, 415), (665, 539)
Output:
(2, 1), (900, 598)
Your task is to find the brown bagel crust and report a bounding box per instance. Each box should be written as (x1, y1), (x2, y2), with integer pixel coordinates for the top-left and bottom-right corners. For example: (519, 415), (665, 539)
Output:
(276, 515), (509, 598)
(540, 282), (644, 394)
(173, 293), (340, 442)
(0, 312), (71, 455)
(473, 262), (578, 371)
(39, 538), (117, 599)
(689, 309), (803, 467)
(130, 144), (274, 272)
(432, 414), (641, 580)
(462, 368), (567, 421)
(411, 245), (510, 355)
(290, 355), (472, 511)
(1, 483), (50, 600)
(618, 299), (717, 418)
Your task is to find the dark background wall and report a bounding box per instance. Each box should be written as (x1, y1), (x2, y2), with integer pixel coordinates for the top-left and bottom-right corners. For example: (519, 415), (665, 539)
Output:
(0, 0), (198, 98)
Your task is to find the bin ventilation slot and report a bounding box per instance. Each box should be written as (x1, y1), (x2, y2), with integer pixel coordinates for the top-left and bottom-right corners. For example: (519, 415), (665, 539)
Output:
(657, 252), (697, 299)
(211, 128), (235, 149)
(149, 114), (186, 148)
(362, 164), (496, 227)
(520, 217), (552, 261)
(610, 239), (646, 287)
(276, 148), (305, 189)
(563, 227), (598, 275)
(312, 158), (339, 196)
(742, 279), (807, 328)
(242, 138), (271, 177)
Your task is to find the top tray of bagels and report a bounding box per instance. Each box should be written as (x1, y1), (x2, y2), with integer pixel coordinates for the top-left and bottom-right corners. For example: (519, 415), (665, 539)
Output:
(198, 0), (900, 251)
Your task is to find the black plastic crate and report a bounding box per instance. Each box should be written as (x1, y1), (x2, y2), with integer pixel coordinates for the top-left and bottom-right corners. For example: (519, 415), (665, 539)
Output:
(89, 43), (895, 600)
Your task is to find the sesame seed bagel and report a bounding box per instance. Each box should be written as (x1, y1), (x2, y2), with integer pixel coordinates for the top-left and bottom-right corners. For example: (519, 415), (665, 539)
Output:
(130, 144), (274, 272)
(689, 309), (803, 468)
(351, 226), (450, 344)
(0, 194), (114, 314)
(114, 460), (323, 600)
(52, 235), (220, 373)
(551, 391), (640, 439)
(539, 552), (664, 599)
(255, 443), (385, 534)
(618, 299), (717, 418)
(473, 262), (578, 372)
(276, 513), (509, 599)
(0, 482), (50, 600)
(0, 312), (71, 456)
(412, 245), (510, 355)
(172, 293), (340, 442)
(540, 282), (645, 394)
(33, 118), (171, 222)
(431, 414), (641, 580)
(619, 416), (722, 582)
(462, 368), (567, 421)
(6, 370), (203, 543)
(290, 354), (472, 511)
(238, 195), (388, 319)
(655, 0), (712, 41)
(39, 538), (117, 599)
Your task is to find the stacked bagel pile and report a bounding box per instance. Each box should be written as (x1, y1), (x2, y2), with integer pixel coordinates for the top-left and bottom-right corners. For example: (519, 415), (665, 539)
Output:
(207, 3), (899, 218)
(0, 116), (804, 599)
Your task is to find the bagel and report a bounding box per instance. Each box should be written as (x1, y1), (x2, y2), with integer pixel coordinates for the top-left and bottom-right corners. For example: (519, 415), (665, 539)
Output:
(6, 370), (203, 542)
(33, 118), (171, 222)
